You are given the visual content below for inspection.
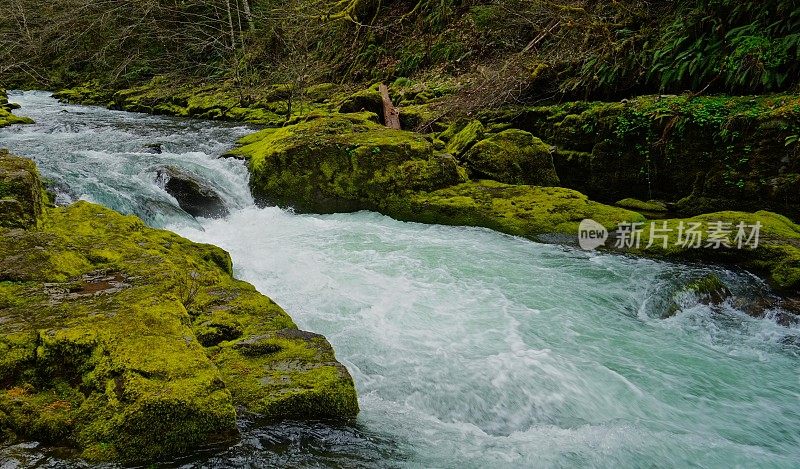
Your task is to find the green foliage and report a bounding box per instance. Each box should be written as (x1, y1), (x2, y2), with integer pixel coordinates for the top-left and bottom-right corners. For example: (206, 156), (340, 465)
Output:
(649, 0), (800, 93)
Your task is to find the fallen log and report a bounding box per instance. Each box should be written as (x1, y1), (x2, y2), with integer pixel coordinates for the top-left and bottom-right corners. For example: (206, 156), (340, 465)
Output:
(379, 83), (401, 130)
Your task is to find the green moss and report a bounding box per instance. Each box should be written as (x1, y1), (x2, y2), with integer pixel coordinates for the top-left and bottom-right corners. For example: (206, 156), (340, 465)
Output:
(483, 94), (800, 219)
(0, 150), (44, 228)
(618, 210), (800, 292)
(338, 84), (383, 116)
(398, 104), (437, 130)
(445, 119), (484, 156)
(0, 156), (359, 462)
(385, 180), (643, 237)
(52, 83), (114, 107)
(462, 129), (560, 186)
(0, 90), (34, 128)
(616, 198), (668, 213)
(229, 114), (466, 212)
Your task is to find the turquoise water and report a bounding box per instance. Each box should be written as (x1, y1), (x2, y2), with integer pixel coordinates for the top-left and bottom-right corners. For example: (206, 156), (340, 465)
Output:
(1, 92), (798, 468)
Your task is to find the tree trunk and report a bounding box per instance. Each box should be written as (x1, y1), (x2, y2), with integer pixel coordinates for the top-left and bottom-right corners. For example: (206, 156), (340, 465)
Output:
(225, 0), (236, 48)
(379, 84), (400, 130)
(241, 0), (255, 31)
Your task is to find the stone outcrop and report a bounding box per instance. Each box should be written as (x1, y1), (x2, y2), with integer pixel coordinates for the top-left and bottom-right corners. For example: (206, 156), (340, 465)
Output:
(0, 90), (33, 128)
(0, 152), (358, 463)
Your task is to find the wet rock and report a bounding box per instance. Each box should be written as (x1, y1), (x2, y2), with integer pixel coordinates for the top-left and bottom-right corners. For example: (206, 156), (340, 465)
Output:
(143, 143), (163, 154)
(663, 274), (732, 318)
(229, 113), (466, 213)
(0, 150), (43, 228)
(155, 166), (228, 218)
(0, 174), (359, 462)
(0, 90), (34, 127)
(686, 274), (732, 305)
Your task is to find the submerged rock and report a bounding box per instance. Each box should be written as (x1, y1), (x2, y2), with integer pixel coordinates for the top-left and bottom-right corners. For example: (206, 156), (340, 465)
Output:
(155, 166), (228, 218)
(686, 274), (732, 304)
(462, 129), (560, 186)
(663, 274), (732, 318)
(0, 154), (358, 463)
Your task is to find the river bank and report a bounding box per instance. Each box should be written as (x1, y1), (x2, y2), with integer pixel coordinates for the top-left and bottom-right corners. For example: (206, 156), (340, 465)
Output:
(0, 96), (358, 463)
(51, 81), (800, 301)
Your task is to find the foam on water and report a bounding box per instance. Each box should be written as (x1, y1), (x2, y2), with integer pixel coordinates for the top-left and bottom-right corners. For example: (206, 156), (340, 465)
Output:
(1, 91), (798, 468)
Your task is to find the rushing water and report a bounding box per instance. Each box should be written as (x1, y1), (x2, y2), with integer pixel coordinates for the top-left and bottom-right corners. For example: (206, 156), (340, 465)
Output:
(1, 91), (799, 468)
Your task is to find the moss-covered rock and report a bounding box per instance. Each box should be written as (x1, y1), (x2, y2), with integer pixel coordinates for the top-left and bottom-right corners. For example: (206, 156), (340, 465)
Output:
(613, 211), (800, 293)
(52, 83), (115, 107)
(228, 113), (467, 212)
(384, 180), (644, 238)
(616, 198), (667, 213)
(461, 129), (560, 186)
(0, 150), (44, 228)
(0, 90), (33, 128)
(444, 119), (484, 156)
(338, 84), (383, 118)
(685, 274), (732, 304)
(55, 79), (294, 126)
(662, 274), (732, 318)
(484, 94), (800, 220)
(0, 156), (358, 463)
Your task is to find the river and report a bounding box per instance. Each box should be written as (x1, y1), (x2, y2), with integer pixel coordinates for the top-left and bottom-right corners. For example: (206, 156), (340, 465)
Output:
(1, 91), (798, 468)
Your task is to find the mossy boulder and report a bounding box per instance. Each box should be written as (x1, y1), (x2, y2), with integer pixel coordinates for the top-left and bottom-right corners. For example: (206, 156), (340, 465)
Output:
(228, 113), (467, 213)
(663, 274), (732, 318)
(685, 274), (732, 304)
(398, 104), (437, 130)
(484, 95), (800, 220)
(338, 84), (383, 118)
(461, 129), (560, 186)
(614, 211), (800, 293)
(0, 157), (358, 463)
(52, 84), (115, 107)
(616, 198), (667, 213)
(444, 119), (484, 156)
(0, 150), (44, 228)
(384, 180), (644, 238)
(0, 90), (33, 128)
(55, 79), (291, 126)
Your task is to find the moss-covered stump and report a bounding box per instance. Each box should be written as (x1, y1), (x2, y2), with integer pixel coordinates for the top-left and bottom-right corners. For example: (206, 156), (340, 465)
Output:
(613, 211), (800, 294)
(461, 129), (560, 186)
(0, 150), (44, 228)
(384, 180), (643, 238)
(228, 113), (467, 212)
(0, 157), (358, 463)
(0, 90), (33, 128)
